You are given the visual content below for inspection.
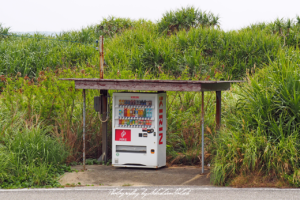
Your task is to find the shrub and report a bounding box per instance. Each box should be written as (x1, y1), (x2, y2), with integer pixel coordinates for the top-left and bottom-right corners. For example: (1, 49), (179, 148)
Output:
(157, 6), (220, 34)
(0, 23), (10, 39)
(95, 16), (135, 38)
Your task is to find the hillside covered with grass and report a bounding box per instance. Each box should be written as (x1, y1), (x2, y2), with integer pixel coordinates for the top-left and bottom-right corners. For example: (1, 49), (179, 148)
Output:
(1, 7), (300, 188)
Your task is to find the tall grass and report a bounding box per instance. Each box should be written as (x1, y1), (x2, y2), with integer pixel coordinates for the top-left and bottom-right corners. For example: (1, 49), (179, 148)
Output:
(0, 103), (70, 188)
(211, 48), (300, 186)
(243, 17), (300, 48)
(157, 6), (220, 34)
(1, 9), (296, 80)
(0, 23), (10, 39)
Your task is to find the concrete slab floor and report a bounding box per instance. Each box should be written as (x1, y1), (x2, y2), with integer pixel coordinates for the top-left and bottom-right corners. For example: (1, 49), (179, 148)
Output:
(59, 165), (211, 187)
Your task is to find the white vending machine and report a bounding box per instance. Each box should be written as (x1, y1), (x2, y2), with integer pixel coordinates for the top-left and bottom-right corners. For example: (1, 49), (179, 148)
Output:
(112, 92), (166, 168)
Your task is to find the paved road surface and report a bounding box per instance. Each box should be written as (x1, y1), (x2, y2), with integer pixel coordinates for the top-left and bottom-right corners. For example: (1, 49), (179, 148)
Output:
(1, 186), (300, 200)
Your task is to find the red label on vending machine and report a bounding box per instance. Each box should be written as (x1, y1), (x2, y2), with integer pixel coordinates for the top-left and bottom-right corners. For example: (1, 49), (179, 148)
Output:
(115, 129), (131, 141)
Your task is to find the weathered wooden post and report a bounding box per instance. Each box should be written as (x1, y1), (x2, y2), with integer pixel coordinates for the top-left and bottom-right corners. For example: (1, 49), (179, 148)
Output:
(201, 91), (205, 174)
(82, 89), (86, 170)
(99, 35), (108, 163)
(216, 91), (221, 131)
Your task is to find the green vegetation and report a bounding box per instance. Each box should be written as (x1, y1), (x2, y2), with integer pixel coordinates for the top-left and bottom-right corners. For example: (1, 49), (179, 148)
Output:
(157, 6), (220, 34)
(211, 49), (300, 186)
(0, 10), (287, 80)
(1, 7), (300, 188)
(0, 23), (10, 39)
(0, 104), (70, 188)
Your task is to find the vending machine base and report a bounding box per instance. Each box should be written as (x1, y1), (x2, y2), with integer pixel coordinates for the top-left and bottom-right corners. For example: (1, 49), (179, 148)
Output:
(112, 92), (166, 168)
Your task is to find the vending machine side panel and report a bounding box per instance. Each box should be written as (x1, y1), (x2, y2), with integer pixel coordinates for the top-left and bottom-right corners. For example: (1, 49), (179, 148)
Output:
(157, 93), (167, 167)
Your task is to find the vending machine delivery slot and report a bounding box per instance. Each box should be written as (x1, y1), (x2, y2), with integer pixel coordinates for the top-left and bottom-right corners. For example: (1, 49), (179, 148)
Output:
(112, 92), (166, 168)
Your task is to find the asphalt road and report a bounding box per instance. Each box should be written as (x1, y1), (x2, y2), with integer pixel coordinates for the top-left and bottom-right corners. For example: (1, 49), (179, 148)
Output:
(1, 186), (300, 200)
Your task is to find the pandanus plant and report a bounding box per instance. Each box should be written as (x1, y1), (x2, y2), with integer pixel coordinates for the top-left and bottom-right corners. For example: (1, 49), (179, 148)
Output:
(0, 23), (10, 39)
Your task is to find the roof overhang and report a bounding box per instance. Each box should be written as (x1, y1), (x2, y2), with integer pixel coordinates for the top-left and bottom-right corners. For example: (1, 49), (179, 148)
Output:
(59, 78), (243, 92)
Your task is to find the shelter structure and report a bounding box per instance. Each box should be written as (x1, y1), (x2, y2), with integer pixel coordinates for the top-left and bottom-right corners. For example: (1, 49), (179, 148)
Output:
(60, 78), (242, 173)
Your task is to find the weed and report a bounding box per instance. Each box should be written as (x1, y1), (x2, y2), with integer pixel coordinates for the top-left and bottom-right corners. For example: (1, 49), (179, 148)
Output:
(122, 183), (132, 187)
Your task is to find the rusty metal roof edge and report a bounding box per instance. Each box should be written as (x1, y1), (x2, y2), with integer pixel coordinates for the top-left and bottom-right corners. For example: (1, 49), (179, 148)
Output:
(59, 78), (244, 84)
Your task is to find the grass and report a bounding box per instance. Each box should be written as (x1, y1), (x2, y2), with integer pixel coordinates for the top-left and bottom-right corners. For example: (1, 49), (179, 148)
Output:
(211, 48), (300, 187)
(157, 6), (220, 34)
(0, 104), (71, 188)
(2, 10), (298, 80)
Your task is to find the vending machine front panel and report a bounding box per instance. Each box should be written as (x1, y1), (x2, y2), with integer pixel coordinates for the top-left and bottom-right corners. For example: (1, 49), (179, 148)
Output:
(112, 92), (166, 168)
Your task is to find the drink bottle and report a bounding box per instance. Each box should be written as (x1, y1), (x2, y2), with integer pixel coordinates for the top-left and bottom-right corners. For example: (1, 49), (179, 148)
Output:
(143, 108), (146, 117)
(127, 107), (130, 117)
(135, 108), (138, 117)
(119, 109), (122, 117)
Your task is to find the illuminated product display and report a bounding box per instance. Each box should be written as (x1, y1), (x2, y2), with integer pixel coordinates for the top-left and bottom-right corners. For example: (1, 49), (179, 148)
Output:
(112, 92), (166, 168)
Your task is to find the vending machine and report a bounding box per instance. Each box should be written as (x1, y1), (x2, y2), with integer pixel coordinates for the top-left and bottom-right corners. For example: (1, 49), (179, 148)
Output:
(112, 92), (166, 168)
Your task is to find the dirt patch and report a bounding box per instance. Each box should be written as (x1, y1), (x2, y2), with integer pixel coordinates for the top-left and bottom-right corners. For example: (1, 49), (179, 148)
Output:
(59, 165), (211, 187)
(230, 173), (290, 188)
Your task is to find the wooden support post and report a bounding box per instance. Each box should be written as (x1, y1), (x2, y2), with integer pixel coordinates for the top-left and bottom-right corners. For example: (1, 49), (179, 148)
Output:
(82, 89), (86, 170)
(201, 91), (205, 174)
(216, 91), (221, 131)
(100, 89), (108, 163)
(97, 35), (108, 163)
